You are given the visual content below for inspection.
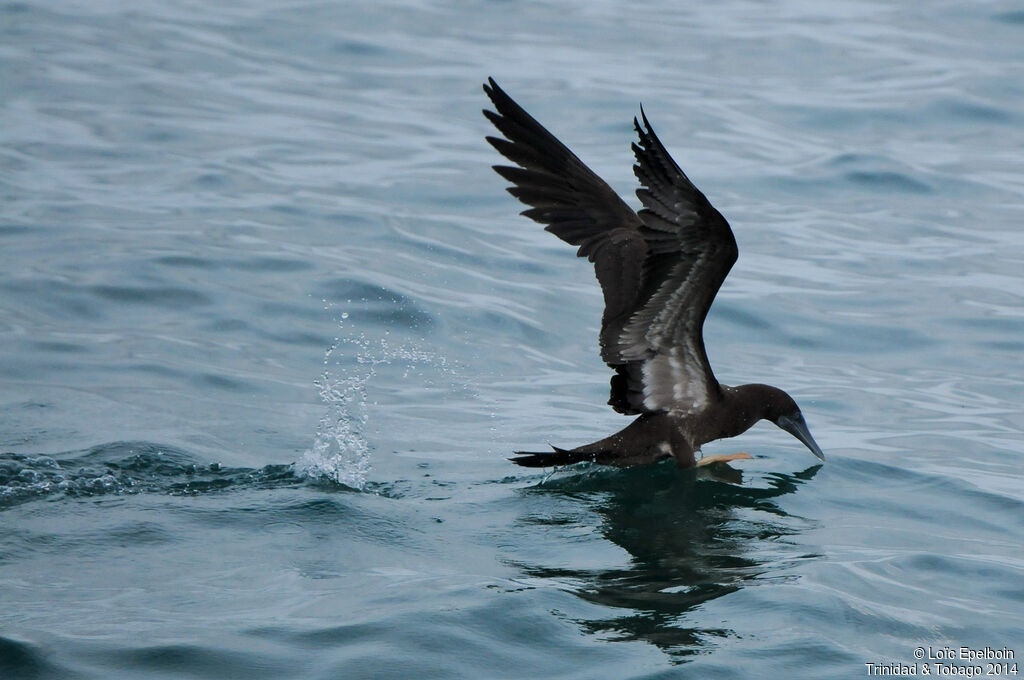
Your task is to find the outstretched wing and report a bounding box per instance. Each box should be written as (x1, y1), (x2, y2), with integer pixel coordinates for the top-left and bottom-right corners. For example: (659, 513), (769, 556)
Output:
(483, 79), (737, 416)
(614, 109), (738, 414)
(482, 78), (648, 379)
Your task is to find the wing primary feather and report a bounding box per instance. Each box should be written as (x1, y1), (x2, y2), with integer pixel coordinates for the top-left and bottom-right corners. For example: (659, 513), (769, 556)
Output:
(483, 79), (739, 416)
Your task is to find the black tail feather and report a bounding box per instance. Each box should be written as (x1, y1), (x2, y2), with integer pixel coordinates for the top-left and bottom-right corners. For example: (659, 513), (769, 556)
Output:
(509, 446), (604, 468)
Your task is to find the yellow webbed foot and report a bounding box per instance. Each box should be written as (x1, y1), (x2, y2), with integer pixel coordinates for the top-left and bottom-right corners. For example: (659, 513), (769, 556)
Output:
(695, 452), (752, 467)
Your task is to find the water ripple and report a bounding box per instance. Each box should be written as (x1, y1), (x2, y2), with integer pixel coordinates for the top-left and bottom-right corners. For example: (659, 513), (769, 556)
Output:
(0, 442), (302, 510)
(2, 0), (1022, 677)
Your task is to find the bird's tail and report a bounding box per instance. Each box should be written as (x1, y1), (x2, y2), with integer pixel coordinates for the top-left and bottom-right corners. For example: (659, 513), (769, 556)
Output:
(509, 446), (604, 468)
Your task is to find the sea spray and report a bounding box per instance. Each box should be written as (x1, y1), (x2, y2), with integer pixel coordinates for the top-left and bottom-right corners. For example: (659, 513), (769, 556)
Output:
(295, 310), (464, 489)
(295, 312), (374, 489)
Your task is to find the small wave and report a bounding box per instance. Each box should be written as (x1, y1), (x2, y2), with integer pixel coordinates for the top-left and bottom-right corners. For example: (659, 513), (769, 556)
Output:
(822, 152), (933, 194)
(0, 450), (126, 507)
(842, 170), (932, 195)
(0, 442), (301, 510)
(992, 10), (1024, 24)
(0, 635), (70, 679)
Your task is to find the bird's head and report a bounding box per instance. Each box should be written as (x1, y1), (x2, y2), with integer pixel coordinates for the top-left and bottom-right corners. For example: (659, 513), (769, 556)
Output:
(746, 384), (826, 462)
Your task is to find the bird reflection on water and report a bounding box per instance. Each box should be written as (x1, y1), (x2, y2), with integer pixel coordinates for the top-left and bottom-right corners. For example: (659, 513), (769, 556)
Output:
(511, 462), (823, 661)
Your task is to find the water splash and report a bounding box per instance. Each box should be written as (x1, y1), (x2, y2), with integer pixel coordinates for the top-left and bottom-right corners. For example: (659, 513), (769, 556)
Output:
(294, 310), (456, 491)
(294, 311), (372, 490)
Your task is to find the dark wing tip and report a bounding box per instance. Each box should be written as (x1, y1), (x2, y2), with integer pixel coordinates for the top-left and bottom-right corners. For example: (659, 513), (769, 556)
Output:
(483, 77), (512, 112)
(633, 105), (659, 150)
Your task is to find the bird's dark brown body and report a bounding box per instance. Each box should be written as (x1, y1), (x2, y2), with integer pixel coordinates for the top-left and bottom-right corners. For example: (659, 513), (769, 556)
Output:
(482, 78), (825, 469)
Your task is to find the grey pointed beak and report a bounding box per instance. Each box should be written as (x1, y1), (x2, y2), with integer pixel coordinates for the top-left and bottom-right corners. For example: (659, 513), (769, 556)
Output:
(777, 413), (826, 462)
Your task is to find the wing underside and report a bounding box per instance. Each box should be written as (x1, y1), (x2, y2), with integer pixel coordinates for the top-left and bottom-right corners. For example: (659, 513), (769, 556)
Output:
(483, 78), (737, 415)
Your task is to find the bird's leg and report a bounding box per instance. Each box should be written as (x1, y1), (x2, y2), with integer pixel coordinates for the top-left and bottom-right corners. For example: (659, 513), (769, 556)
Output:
(695, 452), (752, 467)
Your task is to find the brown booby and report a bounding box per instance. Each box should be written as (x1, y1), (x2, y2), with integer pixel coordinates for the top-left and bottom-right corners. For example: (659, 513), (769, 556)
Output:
(482, 78), (825, 468)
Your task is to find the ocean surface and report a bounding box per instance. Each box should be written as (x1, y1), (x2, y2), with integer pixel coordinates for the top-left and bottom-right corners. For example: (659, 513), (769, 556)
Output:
(2, 1), (1022, 678)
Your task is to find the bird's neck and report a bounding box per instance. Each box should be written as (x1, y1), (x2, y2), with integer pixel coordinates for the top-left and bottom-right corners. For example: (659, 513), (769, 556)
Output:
(701, 383), (776, 442)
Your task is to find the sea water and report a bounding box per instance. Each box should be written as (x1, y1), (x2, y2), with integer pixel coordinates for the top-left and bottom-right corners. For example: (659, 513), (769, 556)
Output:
(2, 1), (1022, 678)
